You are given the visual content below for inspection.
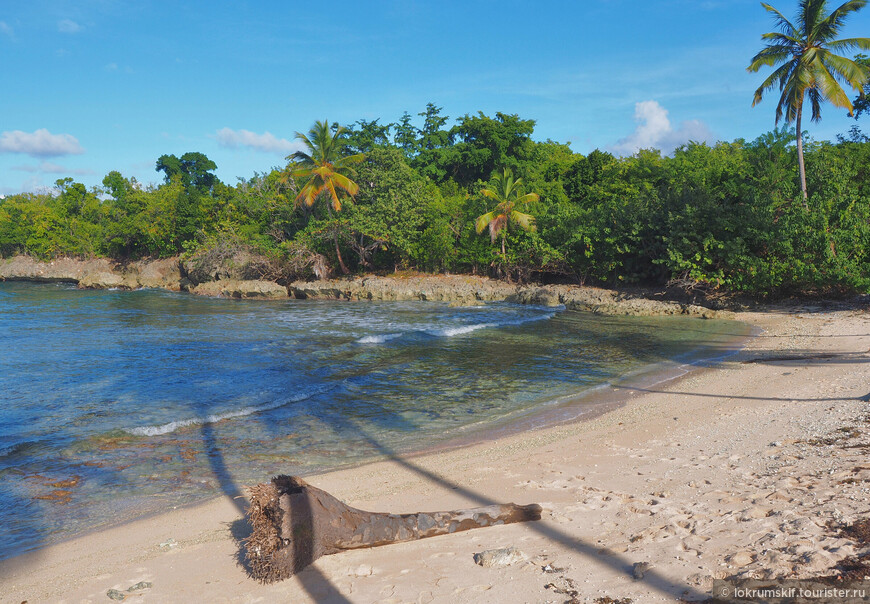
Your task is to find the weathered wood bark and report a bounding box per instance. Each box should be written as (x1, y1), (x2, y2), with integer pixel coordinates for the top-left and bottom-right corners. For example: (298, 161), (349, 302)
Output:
(245, 475), (542, 583)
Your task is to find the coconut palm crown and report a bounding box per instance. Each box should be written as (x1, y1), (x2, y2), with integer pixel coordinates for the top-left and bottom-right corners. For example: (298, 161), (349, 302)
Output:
(747, 0), (870, 201)
(475, 168), (538, 259)
(288, 120), (364, 212)
(285, 120), (364, 274)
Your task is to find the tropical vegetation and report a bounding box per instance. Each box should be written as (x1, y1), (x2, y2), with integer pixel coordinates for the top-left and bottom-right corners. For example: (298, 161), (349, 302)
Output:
(2, 102), (870, 298)
(476, 168), (538, 270)
(283, 120), (365, 273)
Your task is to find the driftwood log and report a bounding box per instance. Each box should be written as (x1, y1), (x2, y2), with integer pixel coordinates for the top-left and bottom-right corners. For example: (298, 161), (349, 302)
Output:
(245, 475), (542, 583)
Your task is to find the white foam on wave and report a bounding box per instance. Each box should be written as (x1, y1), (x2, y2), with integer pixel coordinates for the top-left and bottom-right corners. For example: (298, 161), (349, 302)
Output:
(125, 387), (330, 437)
(434, 312), (557, 337)
(356, 332), (403, 344)
(357, 310), (559, 344)
(429, 322), (498, 337)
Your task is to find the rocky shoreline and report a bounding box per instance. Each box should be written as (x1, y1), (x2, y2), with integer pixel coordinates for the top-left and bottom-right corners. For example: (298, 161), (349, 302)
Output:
(0, 255), (730, 318)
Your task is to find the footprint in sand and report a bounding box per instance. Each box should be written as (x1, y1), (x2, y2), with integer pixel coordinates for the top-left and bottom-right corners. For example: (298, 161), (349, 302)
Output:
(548, 510), (573, 524)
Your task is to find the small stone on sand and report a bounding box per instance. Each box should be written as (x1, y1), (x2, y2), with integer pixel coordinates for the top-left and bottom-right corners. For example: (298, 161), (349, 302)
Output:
(632, 562), (651, 580)
(473, 546), (528, 568)
(728, 552), (755, 567)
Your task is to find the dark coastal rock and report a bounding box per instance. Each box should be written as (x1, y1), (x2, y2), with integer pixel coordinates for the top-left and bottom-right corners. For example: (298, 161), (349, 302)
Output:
(0, 256), (117, 284)
(510, 287), (562, 307)
(287, 276), (729, 318)
(0, 255), (184, 291)
(134, 257), (182, 290)
(78, 271), (137, 289)
(191, 279), (288, 299)
(182, 248), (266, 284)
(287, 275), (520, 304)
(0, 255), (730, 317)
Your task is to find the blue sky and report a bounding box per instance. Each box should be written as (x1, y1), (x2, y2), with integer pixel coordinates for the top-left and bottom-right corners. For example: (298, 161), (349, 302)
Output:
(1, 0), (869, 195)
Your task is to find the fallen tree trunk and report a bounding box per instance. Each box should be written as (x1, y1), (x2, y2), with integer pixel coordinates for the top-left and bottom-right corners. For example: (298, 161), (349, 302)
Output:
(245, 475), (542, 583)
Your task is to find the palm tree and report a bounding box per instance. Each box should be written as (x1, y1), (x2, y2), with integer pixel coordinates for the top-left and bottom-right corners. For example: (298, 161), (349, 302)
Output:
(748, 0), (870, 204)
(475, 168), (538, 264)
(286, 120), (364, 273)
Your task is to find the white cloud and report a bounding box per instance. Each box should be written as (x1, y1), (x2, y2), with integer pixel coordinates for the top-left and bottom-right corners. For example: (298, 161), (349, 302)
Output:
(215, 128), (300, 154)
(12, 161), (93, 176)
(610, 100), (715, 156)
(0, 129), (85, 158)
(0, 21), (13, 37)
(1, 177), (51, 196)
(58, 19), (81, 33)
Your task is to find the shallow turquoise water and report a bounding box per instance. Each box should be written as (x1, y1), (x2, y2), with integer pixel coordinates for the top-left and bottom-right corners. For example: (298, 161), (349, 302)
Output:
(0, 282), (749, 560)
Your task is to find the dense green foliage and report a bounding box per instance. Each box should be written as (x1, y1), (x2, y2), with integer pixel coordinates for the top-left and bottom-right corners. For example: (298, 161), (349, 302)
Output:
(2, 106), (869, 297)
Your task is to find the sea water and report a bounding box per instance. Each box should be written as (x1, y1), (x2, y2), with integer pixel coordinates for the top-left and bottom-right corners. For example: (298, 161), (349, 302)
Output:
(0, 282), (749, 560)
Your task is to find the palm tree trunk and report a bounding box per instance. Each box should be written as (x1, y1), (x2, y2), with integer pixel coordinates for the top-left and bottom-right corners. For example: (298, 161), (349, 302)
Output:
(334, 228), (349, 274)
(796, 103), (808, 208)
(325, 204), (349, 274)
(246, 475), (542, 583)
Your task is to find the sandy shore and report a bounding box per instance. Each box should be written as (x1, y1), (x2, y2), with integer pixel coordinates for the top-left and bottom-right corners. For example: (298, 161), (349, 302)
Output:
(2, 305), (869, 603)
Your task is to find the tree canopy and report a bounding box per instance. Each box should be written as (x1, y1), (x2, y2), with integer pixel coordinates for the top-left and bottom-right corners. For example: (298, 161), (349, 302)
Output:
(2, 102), (870, 296)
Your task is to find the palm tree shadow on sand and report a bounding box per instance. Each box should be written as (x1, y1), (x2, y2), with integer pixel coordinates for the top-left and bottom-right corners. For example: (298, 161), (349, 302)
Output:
(206, 392), (710, 603)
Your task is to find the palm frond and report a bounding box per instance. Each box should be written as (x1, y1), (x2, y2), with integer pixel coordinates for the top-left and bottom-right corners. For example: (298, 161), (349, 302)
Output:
(819, 51), (869, 90)
(324, 180), (341, 212)
(760, 32), (801, 45)
(748, 45), (795, 71)
(489, 214), (508, 243)
(288, 150), (314, 165)
(807, 86), (824, 120)
(330, 172), (360, 197)
(753, 61), (795, 109)
(337, 153), (366, 167)
(475, 212), (495, 235)
(762, 2), (799, 35)
(516, 192), (540, 206)
(510, 211), (536, 232)
(290, 164), (314, 179)
(801, 0), (827, 39)
(812, 61), (854, 109)
(826, 37), (870, 52)
(815, 0), (869, 41)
